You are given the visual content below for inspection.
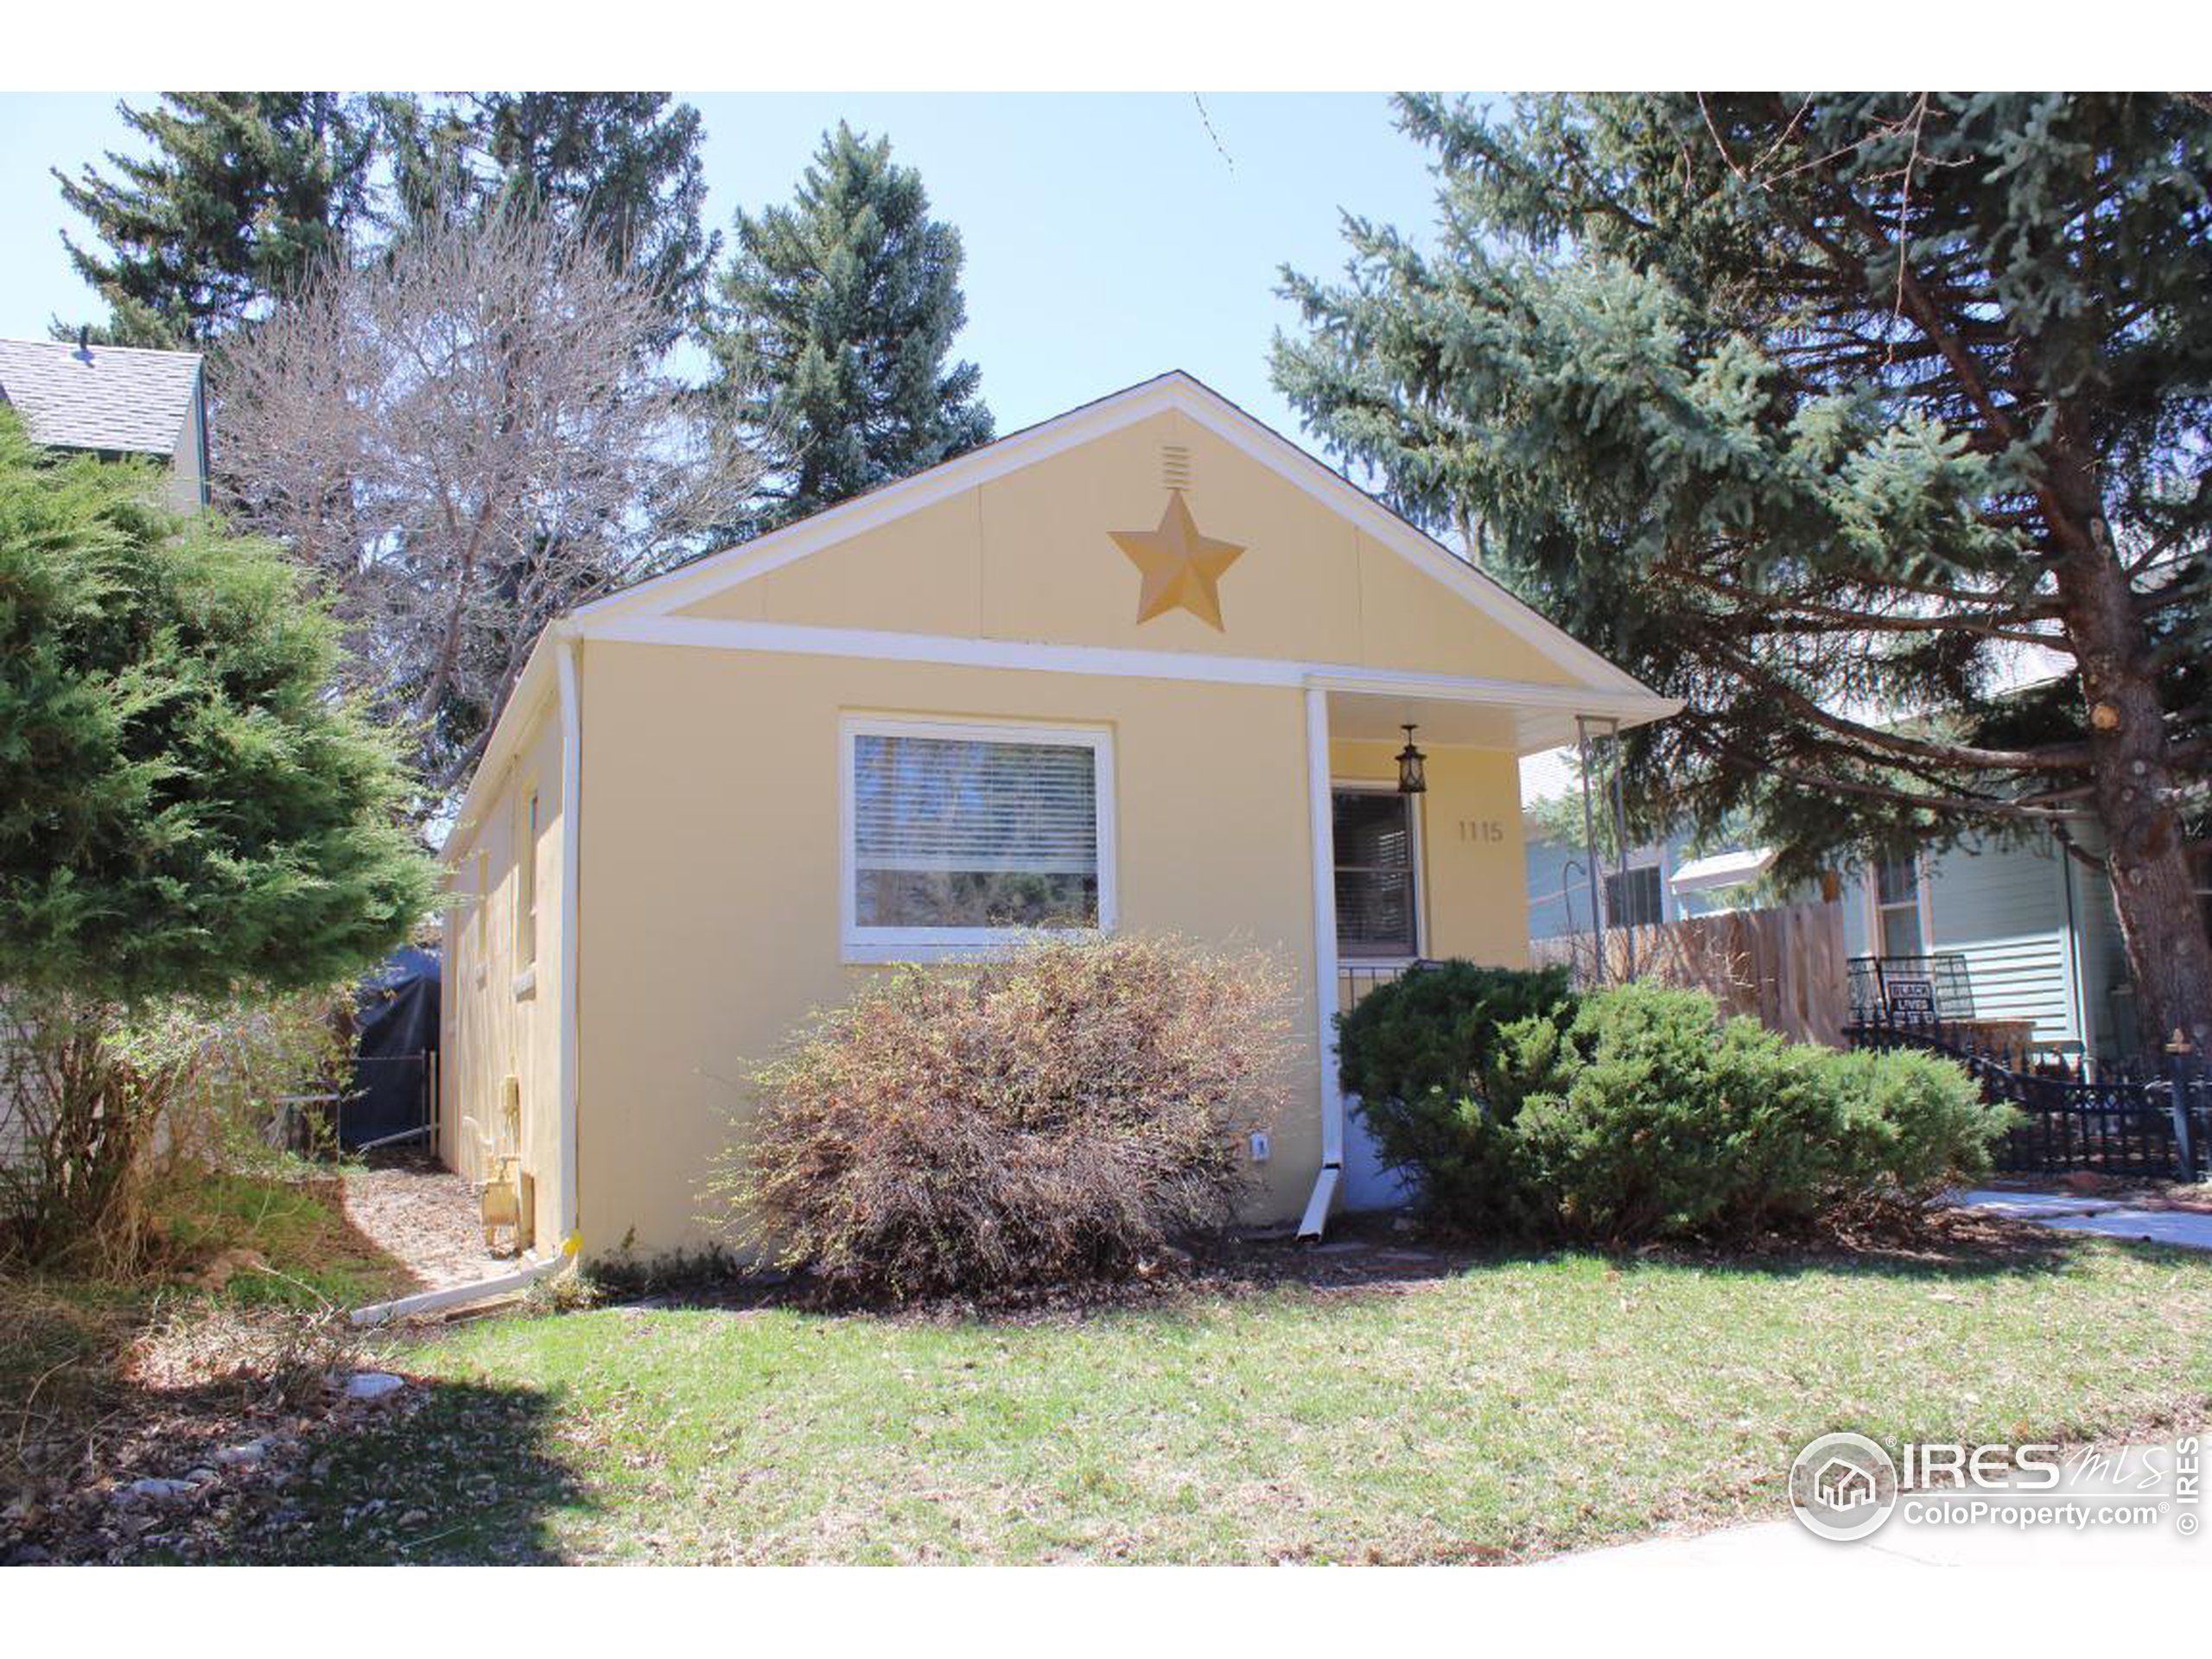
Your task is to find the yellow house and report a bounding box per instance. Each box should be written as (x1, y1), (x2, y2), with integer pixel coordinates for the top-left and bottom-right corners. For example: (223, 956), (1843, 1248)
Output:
(437, 372), (1675, 1262)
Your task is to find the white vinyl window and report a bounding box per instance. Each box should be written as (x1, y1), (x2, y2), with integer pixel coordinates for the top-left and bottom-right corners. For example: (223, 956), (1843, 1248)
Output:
(841, 716), (1116, 961)
(1872, 853), (1927, 957)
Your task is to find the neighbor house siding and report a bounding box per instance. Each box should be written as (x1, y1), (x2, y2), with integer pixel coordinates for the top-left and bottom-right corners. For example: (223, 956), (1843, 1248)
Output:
(1924, 836), (2075, 1045)
(167, 382), (207, 513)
(1841, 830), (2099, 1051)
(1523, 830), (1714, 942)
(2067, 830), (2139, 1058)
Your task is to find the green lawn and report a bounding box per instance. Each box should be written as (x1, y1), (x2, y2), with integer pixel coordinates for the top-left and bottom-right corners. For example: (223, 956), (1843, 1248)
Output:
(225, 1226), (2212, 1565)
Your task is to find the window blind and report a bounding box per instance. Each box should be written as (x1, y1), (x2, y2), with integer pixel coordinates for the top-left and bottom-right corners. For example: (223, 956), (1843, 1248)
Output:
(851, 732), (1100, 930)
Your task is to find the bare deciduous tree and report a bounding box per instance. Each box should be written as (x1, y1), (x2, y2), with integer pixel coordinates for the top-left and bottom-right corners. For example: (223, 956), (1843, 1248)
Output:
(215, 209), (758, 804)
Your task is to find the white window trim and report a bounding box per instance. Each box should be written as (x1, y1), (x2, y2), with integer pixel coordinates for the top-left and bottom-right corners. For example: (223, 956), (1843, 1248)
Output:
(839, 714), (1117, 963)
(516, 785), (541, 970)
(1866, 850), (1935, 958)
(1329, 779), (1425, 965)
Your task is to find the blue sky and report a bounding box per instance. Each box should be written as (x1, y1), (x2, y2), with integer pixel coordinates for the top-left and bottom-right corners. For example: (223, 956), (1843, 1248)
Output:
(0, 92), (1470, 444)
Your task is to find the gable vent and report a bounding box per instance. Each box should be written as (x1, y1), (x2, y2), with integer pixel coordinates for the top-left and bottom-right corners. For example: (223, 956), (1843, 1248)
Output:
(1160, 443), (1192, 493)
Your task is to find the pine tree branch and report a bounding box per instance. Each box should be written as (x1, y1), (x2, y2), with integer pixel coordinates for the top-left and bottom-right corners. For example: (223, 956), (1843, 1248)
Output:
(1704, 643), (2094, 771)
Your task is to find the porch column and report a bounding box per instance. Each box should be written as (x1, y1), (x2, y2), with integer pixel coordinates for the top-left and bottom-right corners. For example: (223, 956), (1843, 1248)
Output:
(1298, 684), (1344, 1237)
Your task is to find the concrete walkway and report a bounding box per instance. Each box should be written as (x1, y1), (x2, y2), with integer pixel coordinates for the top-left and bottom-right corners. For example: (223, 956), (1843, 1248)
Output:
(1543, 1513), (2199, 1568)
(1547, 1433), (2202, 1569)
(1949, 1189), (2212, 1251)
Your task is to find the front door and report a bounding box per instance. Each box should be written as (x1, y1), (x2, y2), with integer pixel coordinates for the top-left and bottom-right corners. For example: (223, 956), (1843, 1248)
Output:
(1332, 785), (1420, 963)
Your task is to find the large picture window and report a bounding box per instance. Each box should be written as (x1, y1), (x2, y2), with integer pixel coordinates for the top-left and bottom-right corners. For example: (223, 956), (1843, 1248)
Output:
(842, 717), (1114, 959)
(1332, 787), (1419, 960)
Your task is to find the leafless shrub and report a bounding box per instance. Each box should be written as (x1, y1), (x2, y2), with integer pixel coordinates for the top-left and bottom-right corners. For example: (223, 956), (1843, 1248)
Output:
(213, 207), (760, 799)
(1533, 921), (1755, 999)
(709, 934), (1294, 1303)
(0, 989), (348, 1275)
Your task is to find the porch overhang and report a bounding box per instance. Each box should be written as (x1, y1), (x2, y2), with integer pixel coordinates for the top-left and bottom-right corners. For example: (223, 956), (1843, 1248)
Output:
(1310, 670), (1680, 757)
(1297, 671), (1677, 1240)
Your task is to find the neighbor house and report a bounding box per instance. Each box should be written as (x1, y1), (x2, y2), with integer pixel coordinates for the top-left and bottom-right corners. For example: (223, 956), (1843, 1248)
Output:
(1519, 748), (2166, 1065)
(0, 335), (208, 511)
(437, 372), (1675, 1260)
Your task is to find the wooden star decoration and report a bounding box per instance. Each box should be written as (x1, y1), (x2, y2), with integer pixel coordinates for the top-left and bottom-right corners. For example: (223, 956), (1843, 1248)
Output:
(1109, 493), (1246, 631)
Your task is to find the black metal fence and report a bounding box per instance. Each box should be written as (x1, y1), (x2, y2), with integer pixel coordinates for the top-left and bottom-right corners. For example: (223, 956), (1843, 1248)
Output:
(1845, 1013), (2209, 1182)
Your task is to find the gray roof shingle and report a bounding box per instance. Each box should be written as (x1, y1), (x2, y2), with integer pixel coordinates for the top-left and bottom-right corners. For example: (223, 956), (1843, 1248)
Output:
(0, 336), (203, 458)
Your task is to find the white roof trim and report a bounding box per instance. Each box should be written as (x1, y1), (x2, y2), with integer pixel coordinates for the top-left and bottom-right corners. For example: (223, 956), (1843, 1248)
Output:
(439, 626), (561, 863)
(1669, 848), (1777, 894)
(582, 613), (1679, 725)
(577, 371), (1654, 701)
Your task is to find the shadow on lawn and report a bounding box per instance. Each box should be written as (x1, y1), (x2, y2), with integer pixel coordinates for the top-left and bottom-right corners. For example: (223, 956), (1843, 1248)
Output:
(2, 1163), (436, 1561)
(202, 1377), (591, 1566)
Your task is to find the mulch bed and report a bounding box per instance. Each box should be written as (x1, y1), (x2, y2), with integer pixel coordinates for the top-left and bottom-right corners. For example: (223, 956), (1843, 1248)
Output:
(597, 1206), (2074, 1328)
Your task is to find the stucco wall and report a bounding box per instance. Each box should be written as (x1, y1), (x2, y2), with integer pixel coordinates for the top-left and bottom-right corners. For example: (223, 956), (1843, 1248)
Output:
(564, 643), (1531, 1261)
(439, 690), (566, 1251)
(1833, 827), (2142, 1058)
(572, 641), (1315, 1258)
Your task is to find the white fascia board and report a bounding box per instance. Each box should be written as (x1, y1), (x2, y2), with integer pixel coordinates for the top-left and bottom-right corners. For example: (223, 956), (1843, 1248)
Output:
(579, 613), (1679, 733)
(1159, 382), (1656, 700)
(1304, 666), (1678, 721)
(575, 375), (1192, 625)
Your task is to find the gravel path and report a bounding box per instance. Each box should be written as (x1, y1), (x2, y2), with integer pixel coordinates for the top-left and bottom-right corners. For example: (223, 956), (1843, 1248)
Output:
(341, 1152), (506, 1292)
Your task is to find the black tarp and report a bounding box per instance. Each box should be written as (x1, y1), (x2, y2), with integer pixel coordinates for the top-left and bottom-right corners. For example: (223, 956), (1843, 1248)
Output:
(341, 946), (441, 1149)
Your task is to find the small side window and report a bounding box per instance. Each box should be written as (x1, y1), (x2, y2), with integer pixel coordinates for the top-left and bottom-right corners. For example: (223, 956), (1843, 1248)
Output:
(473, 848), (490, 958)
(518, 791), (540, 968)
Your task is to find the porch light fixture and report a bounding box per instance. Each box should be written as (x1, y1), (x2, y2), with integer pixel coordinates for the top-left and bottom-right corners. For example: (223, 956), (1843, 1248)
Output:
(1395, 724), (1427, 795)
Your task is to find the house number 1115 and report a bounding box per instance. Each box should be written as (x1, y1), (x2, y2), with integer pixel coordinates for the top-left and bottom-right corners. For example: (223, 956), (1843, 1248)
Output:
(1457, 819), (1505, 842)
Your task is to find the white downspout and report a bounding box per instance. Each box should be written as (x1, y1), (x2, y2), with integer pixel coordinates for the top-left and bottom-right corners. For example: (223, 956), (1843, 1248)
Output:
(1298, 684), (1344, 1239)
(553, 626), (583, 1250)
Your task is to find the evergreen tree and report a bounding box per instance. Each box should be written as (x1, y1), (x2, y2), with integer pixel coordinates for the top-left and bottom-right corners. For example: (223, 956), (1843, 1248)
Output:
(707, 124), (993, 536)
(1275, 93), (2212, 1050)
(53, 92), (375, 346)
(375, 92), (717, 334)
(0, 410), (433, 1001)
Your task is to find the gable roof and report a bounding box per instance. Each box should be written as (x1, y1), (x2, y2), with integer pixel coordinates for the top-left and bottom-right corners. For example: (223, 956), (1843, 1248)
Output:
(0, 337), (204, 459)
(446, 372), (1680, 862)
(578, 370), (1653, 699)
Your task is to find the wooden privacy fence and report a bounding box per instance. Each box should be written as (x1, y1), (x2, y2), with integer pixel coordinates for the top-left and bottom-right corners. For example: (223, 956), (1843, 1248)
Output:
(1529, 900), (1849, 1047)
